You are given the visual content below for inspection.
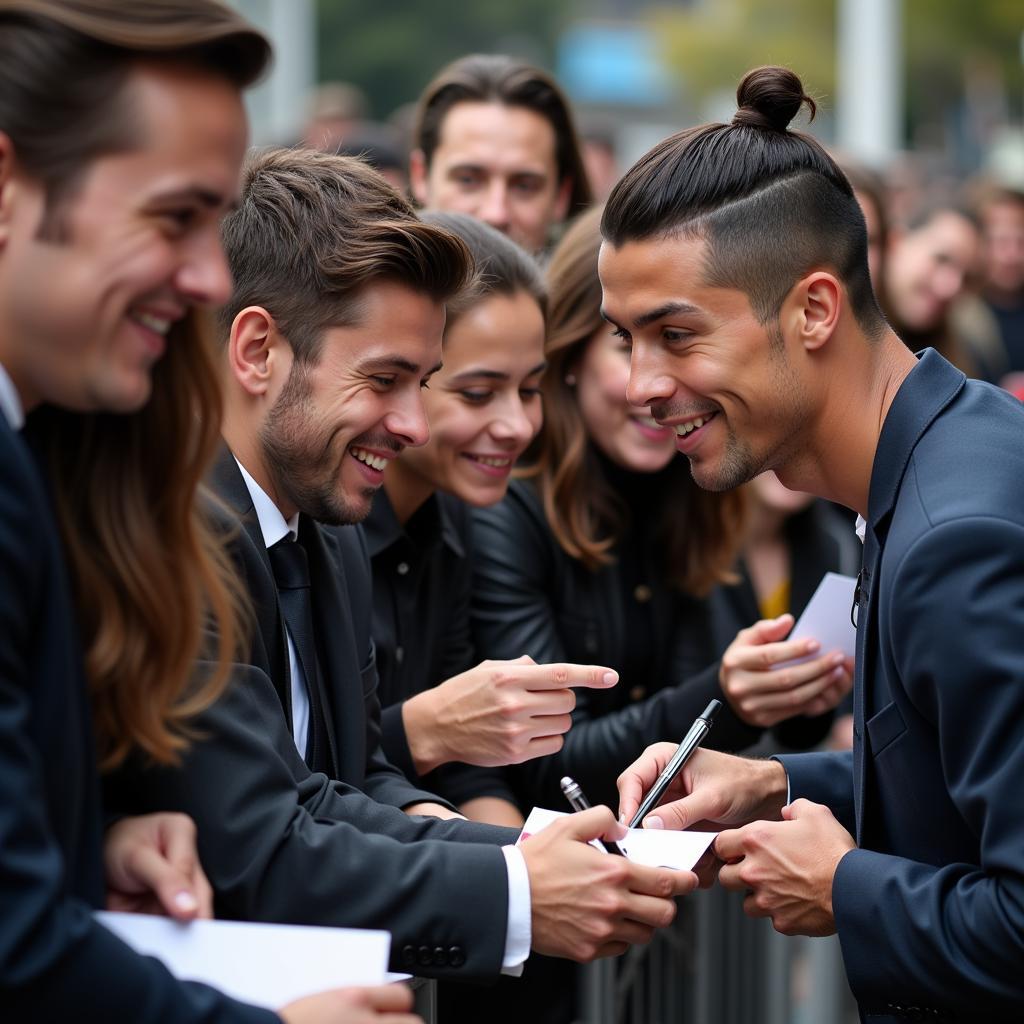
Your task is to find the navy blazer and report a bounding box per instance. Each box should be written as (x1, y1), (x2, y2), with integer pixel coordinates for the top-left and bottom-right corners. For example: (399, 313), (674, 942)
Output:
(781, 350), (1024, 1022)
(108, 449), (519, 981)
(0, 415), (274, 1021)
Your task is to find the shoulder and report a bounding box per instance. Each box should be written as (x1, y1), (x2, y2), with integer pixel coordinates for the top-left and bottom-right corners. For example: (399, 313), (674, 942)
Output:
(901, 381), (1024, 535)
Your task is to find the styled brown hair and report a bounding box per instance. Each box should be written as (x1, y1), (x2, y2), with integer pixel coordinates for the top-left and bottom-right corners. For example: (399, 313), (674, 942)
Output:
(525, 206), (745, 595)
(419, 209), (546, 324)
(219, 148), (474, 363)
(3, 0), (271, 769)
(603, 66), (886, 342)
(413, 53), (592, 220)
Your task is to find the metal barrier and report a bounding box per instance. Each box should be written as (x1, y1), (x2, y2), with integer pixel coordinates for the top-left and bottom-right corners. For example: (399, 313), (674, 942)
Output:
(577, 886), (859, 1024)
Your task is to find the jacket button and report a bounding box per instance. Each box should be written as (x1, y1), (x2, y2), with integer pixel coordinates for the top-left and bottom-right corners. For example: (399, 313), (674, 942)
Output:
(448, 945), (465, 967)
(400, 945), (416, 967)
(629, 685), (647, 702)
(433, 946), (448, 966)
(633, 584), (652, 603)
(417, 945), (433, 967)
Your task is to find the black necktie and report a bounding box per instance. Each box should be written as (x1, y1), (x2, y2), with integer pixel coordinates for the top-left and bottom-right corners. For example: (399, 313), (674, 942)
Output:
(267, 535), (333, 775)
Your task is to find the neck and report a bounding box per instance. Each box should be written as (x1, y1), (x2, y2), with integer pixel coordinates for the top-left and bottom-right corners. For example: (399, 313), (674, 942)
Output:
(383, 456), (435, 526)
(775, 328), (916, 518)
(222, 412), (298, 521)
(745, 500), (788, 544)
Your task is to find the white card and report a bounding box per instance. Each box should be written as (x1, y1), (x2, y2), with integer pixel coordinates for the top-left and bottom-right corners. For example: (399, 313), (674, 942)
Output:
(517, 807), (716, 870)
(775, 571), (857, 669)
(96, 911), (390, 1009)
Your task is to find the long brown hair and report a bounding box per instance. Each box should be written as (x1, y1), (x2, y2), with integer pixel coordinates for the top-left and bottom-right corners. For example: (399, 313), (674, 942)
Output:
(3, 0), (270, 770)
(525, 206), (745, 596)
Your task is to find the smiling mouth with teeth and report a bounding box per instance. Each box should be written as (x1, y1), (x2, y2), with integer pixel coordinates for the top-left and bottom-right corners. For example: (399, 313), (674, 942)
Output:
(675, 412), (717, 437)
(129, 311), (173, 336)
(350, 446), (390, 472)
(465, 455), (512, 468)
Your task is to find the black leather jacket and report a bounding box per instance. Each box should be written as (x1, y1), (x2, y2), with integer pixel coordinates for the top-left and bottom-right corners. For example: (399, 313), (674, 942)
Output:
(470, 477), (763, 810)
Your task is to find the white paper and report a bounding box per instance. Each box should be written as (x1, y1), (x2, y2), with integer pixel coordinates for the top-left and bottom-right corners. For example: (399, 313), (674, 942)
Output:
(96, 911), (390, 1009)
(517, 807), (716, 870)
(775, 571), (857, 669)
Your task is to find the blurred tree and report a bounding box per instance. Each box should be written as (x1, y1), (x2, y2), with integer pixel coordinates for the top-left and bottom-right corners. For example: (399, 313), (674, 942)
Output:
(654, 0), (1023, 150)
(316, 0), (580, 121)
(655, 0), (835, 118)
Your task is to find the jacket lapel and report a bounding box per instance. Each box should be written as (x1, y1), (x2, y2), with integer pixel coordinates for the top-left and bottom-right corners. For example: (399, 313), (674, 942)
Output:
(853, 350), (965, 840)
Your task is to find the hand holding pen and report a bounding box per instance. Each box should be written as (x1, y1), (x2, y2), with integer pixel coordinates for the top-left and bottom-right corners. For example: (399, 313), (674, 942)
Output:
(616, 703), (790, 834)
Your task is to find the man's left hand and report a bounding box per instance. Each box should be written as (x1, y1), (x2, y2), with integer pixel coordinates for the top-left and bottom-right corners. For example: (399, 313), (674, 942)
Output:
(715, 799), (855, 936)
(104, 813), (213, 920)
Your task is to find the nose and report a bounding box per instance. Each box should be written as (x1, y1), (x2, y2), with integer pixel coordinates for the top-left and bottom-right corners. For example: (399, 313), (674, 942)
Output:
(385, 388), (430, 448)
(489, 395), (538, 447)
(176, 229), (234, 307)
(478, 181), (511, 233)
(626, 340), (676, 409)
(932, 264), (965, 303)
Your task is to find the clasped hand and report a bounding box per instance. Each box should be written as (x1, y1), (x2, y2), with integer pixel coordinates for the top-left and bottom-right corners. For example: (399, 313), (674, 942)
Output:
(617, 745), (855, 937)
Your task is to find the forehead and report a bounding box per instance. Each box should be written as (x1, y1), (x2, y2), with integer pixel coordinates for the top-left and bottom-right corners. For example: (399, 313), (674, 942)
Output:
(78, 62), (247, 203)
(599, 234), (705, 311)
(444, 291), (545, 367)
(319, 280), (446, 368)
(434, 101), (559, 174)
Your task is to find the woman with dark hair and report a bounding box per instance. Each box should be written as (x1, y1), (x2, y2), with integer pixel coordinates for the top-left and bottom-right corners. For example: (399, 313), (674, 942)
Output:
(366, 211), (603, 828)
(471, 206), (853, 810)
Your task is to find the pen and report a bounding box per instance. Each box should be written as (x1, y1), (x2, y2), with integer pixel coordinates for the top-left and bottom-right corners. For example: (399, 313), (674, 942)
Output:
(628, 698), (721, 829)
(559, 776), (625, 855)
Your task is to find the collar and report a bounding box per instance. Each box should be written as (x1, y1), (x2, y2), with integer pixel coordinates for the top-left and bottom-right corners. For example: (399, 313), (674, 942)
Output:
(234, 456), (299, 548)
(0, 361), (25, 430)
(363, 487), (464, 559)
(866, 348), (964, 536)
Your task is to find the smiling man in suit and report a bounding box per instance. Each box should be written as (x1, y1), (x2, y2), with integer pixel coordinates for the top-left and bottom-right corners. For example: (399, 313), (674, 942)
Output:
(111, 145), (697, 983)
(610, 67), (1024, 1022)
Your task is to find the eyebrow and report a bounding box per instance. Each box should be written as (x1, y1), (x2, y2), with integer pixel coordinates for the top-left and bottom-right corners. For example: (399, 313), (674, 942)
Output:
(449, 361), (547, 384)
(150, 185), (235, 211)
(361, 356), (444, 377)
(601, 301), (702, 330)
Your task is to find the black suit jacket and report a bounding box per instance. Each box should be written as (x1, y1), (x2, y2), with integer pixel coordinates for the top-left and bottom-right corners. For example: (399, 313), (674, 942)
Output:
(781, 351), (1024, 1022)
(109, 449), (518, 981)
(470, 477), (763, 810)
(1, 415), (274, 1022)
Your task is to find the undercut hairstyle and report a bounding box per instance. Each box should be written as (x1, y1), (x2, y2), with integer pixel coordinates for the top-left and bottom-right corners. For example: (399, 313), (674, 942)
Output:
(419, 210), (547, 324)
(5, 0), (271, 770)
(603, 66), (886, 341)
(413, 53), (592, 218)
(524, 206), (745, 594)
(219, 147), (474, 364)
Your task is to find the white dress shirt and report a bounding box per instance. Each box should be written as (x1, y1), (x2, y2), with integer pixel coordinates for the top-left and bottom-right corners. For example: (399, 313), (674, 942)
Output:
(0, 361), (24, 431)
(233, 456), (531, 970)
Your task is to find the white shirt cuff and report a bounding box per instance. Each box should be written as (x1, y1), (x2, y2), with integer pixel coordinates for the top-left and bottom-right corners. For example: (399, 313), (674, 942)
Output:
(500, 845), (531, 975)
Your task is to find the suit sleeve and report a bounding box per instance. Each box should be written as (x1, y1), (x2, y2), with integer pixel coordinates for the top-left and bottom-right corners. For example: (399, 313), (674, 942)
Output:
(107, 664), (517, 982)
(0, 439), (276, 1023)
(775, 750), (855, 833)
(832, 517), (1024, 1016)
(470, 493), (761, 811)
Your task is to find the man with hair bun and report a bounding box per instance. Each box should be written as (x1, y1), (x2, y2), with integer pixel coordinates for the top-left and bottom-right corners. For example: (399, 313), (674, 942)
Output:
(611, 65), (1024, 1022)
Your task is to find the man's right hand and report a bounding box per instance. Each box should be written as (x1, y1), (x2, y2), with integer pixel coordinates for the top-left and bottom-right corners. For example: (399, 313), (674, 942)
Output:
(403, 656), (618, 774)
(617, 745), (789, 834)
(519, 806), (697, 961)
(279, 984), (421, 1024)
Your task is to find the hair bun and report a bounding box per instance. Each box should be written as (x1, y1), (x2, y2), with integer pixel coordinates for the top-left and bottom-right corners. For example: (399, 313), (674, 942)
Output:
(732, 66), (816, 132)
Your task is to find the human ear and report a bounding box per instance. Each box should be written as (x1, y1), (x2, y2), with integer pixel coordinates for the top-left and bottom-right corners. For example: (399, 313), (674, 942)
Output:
(789, 272), (841, 352)
(408, 149), (430, 206)
(228, 306), (290, 397)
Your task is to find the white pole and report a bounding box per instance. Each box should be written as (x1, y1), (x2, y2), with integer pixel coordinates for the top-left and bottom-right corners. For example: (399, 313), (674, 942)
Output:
(836, 0), (903, 166)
